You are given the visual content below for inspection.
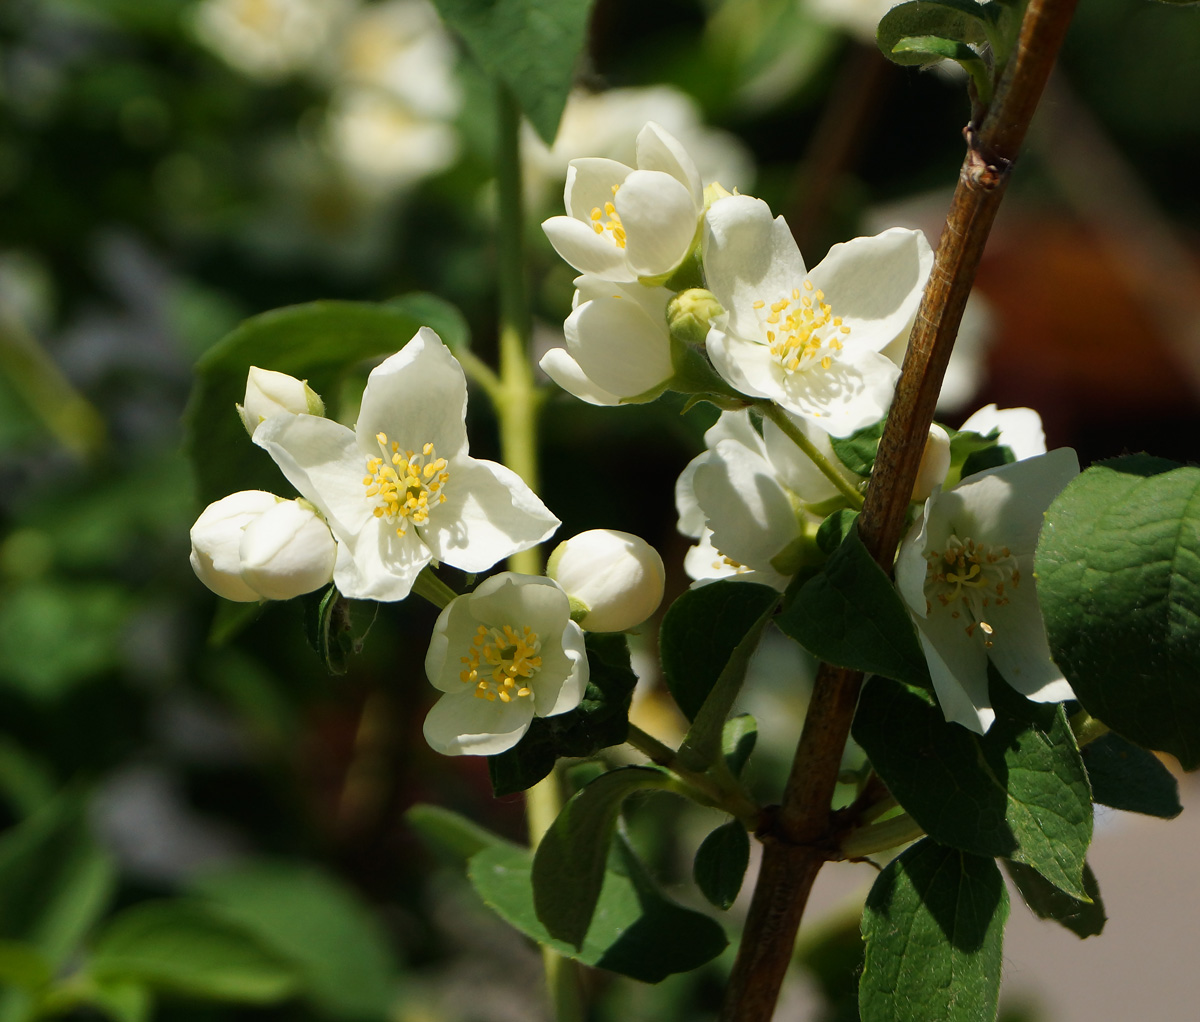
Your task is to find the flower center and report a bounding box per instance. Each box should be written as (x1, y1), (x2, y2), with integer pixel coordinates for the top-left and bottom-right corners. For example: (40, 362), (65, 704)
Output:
(923, 534), (1019, 647)
(459, 623), (542, 702)
(588, 185), (626, 249)
(755, 278), (851, 374)
(362, 432), (449, 536)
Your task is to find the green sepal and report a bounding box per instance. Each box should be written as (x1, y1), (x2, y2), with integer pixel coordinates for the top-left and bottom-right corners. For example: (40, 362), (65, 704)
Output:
(693, 820), (750, 910)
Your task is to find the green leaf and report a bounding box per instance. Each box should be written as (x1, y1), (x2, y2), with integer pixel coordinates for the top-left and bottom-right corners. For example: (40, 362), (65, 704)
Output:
(660, 580), (779, 721)
(487, 631), (638, 796)
(890, 36), (992, 99)
(853, 676), (1093, 899)
(1036, 456), (1200, 769)
(89, 902), (300, 1004)
(721, 714), (757, 777)
(85, 980), (152, 1022)
(877, 1), (993, 66)
(1003, 860), (1106, 939)
(830, 418), (886, 477)
(405, 804), (518, 863)
(531, 766), (673, 949)
(776, 528), (930, 689)
(815, 508), (860, 555)
(185, 297), (468, 506)
(304, 586), (377, 675)
(191, 861), (399, 1020)
(0, 942), (51, 989)
(470, 838), (726, 982)
(1081, 732), (1182, 819)
(693, 821), (750, 910)
(429, 0), (596, 144)
(860, 839), (1008, 1022)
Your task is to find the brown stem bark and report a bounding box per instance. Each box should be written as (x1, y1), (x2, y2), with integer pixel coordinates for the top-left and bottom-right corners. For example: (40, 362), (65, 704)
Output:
(719, 3), (1080, 1019)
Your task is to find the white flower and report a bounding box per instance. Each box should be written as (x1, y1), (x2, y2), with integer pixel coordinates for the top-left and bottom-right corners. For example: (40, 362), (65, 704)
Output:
(539, 276), (675, 405)
(702, 194), (932, 436)
(912, 424), (951, 502)
(676, 409), (861, 590)
(238, 367), (325, 437)
(189, 491), (335, 602)
(895, 449), (1079, 734)
(541, 122), (704, 284)
(960, 404), (1046, 461)
(252, 328), (560, 602)
(192, 0), (349, 81)
(423, 573), (588, 755)
(547, 530), (665, 632)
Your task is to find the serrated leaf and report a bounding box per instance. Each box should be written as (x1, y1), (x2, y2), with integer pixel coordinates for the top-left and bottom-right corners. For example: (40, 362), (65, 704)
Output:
(405, 804), (518, 863)
(191, 862), (399, 1020)
(430, 0), (596, 144)
(531, 766), (673, 948)
(693, 820), (750, 910)
(777, 528), (930, 688)
(1004, 860), (1106, 939)
(721, 714), (757, 777)
(854, 676), (1093, 899)
(860, 839), (1008, 1022)
(185, 296), (468, 506)
(1081, 732), (1182, 819)
(830, 418), (885, 477)
(487, 631), (638, 796)
(470, 838), (726, 982)
(1036, 456), (1200, 769)
(89, 902), (300, 1004)
(660, 581), (779, 721)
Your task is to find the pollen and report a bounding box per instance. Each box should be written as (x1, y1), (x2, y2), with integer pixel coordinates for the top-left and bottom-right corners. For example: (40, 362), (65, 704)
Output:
(588, 195), (627, 249)
(757, 277), (849, 375)
(362, 432), (449, 537)
(923, 534), (1019, 647)
(458, 623), (542, 702)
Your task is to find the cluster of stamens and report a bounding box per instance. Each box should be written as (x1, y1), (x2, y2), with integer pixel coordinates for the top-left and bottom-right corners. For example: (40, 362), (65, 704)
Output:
(459, 623), (542, 702)
(755, 279), (851, 374)
(588, 185), (626, 249)
(362, 433), (448, 536)
(923, 534), (1019, 647)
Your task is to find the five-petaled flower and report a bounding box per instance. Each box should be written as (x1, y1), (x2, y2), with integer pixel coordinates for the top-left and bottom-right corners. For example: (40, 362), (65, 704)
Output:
(423, 572), (588, 755)
(252, 328), (560, 601)
(895, 448), (1079, 734)
(702, 194), (932, 436)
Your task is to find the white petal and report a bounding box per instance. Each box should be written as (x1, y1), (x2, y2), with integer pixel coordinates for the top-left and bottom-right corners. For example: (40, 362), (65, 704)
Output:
(423, 459), (559, 573)
(984, 562), (1075, 703)
(564, 157), (633, 221)
(615, 170), (698, 278)
(915, 613), (995, 733)
(808, 228), (933, 353)
(675, 454), (707, 538)
(762, 410), (859, 504)
(635, 122), (703, 206)
(239, 500), (336, 600)
(565, 293), (672, 398)
(895, 511), (933, 618)
(960, 404), (1047, 460)
(572, 275), (671, 321)
(538, 621), (588, 717)
(773, 349), (900, 438)
(702, 195), (806, 338)
(539, 348), (622, 406)
(253, 414), (371, 539)
(357, 328), (468, 459)
(542, 215), (636, 281)
(703, 408), (765, 453)
(422, 689), (534, 756)
(706, 326), (779, 401)
(333, 516), (431, 601)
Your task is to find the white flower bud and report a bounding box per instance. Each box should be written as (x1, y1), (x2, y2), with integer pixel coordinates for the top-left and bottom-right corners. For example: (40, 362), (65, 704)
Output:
(547, 529), (665, 632)
(239, 499), (336, 600)
(237, 367), (324, 437)
(189, 490), (280, 602)
(912, 424), (952, 503)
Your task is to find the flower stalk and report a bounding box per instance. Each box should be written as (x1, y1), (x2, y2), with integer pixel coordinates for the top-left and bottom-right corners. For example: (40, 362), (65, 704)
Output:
(757, 400), (864, 509)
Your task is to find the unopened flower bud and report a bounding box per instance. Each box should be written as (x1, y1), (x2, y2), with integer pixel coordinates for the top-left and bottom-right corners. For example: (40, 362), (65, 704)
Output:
(239, 499), (336, 600)
(189, 490), (280, 602)
(667, 288), (724, 346)
(547, 529), (665, 632)
(238, 367), (324, 437)
(912, 424), (951, 502)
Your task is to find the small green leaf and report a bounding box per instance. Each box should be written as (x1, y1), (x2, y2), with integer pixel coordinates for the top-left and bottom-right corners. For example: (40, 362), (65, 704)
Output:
(404, 804), (518, 863)
(777, 528), (930, 689)
(877, 0), (993, 66)
(693, 821), (750, 910)
(830, 418), (885, 477)
(891, 36), (991, 100)
(854, 676), (1093, 899)
(487, 631), (638, 796)
(1036, 457), (1200, 769)
(815, 508), (860, 555)
(860, 839), (1008, 1022)
(660, 581), (779, 720)
(304, 587), (377, 675)
(721, 714), (758, 777)
(531, 766), (673, 949)
(1004, 860), (1106, 939)
(191, 862), (399, 1020)
(429, 0), (597, 144)
(89, 902), (300, 1004)
(1081, 733), (1182, 819)
(0, 941), (51, 989)
(470, 838), (726, 982)
(86, 979), (152, 1022)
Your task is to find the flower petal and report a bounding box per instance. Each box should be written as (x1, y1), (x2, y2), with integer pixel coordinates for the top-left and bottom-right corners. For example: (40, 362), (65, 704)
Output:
(542, 215), (636, 281)
(960, 404), (1046, 460)
(984, 561), (1076, 704)
(706, 326), (778, 401)
(762, 409), (860, 503)
(333, 516), (431, 601)
(564, 157), (633, 221)
(915, 613), (995, 734)
(773, 349), (900, 438)
(565, 293), (672, 398)
(422, 688), (534, 756)
(635, 122), (703, 206)
(615, 169), (698, 278)
(537, 621), (588, 718)
(539, 347), (622, 406)
(808, 228), (933, 352)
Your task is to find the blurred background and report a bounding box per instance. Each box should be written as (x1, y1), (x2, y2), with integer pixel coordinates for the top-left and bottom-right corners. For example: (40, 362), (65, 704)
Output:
(1, 0), (1199, 1019)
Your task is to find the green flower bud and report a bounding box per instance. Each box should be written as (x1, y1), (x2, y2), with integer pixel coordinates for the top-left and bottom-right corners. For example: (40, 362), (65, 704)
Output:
(668, 288), (724, 347)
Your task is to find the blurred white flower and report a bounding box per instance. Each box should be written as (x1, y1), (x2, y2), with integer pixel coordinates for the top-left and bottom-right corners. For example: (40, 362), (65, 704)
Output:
(547, 529), (666, 632)
(912, 424), (951, 502)
(803, 0), (898, 43)
(960, 404), (1047, 461)
(192, 0), (351, 80)
(238, 367), (325, 438)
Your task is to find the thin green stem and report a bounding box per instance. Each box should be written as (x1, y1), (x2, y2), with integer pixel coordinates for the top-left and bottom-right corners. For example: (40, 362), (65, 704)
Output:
(457, 346), (502, 405)
(410, 568), (459, 609)
(758, 401), (864, 509)
(1070, 710), (1110, 749)
(840, 812), (925, 859)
